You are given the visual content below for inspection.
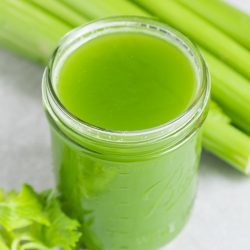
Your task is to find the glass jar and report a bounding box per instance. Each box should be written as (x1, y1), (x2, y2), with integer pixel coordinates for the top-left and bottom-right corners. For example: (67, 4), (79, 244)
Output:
(42, 17), (210, 250)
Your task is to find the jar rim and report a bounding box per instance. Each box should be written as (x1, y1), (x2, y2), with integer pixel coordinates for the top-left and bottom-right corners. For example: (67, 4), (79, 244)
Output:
(42, 16), (210, 144)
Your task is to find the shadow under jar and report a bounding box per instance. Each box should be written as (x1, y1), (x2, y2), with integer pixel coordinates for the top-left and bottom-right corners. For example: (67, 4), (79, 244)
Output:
(42, 17), (210, 250)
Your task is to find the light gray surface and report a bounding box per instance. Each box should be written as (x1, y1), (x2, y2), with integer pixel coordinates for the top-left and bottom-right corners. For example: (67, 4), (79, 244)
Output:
(0, 1), (250, 249)
(0, 50), (53, 190)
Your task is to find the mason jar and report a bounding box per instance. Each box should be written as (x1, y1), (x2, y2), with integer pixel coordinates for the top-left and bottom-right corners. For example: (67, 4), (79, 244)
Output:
(42, 17), (210, 250)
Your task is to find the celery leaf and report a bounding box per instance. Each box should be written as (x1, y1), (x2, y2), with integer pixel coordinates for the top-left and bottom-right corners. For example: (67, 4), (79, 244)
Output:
(0, 185), (81, 250)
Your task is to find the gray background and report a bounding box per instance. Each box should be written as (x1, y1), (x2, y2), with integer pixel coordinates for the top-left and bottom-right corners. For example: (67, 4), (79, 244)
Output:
(0, 1), (249, 249)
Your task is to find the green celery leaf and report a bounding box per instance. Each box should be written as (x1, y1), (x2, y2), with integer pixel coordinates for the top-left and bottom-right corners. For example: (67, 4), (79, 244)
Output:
(40, 190), (81, 250)
(0, 185), (81, 250)
(0, 185), (49, 230)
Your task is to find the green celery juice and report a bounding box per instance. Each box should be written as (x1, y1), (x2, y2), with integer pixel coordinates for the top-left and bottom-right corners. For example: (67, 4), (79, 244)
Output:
(43, 19), (209, 250)
(56, 32), (196, 130)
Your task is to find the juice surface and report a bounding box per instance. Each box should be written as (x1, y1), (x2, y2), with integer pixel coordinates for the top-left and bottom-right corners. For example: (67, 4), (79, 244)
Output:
(56, 32), (196, 131)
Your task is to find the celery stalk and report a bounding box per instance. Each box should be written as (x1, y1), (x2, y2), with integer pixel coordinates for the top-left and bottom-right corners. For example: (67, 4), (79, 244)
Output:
(177, 0), (250, 50)
(0, 8), (55, 63)
(0, 30), (44, 62)
(29, 0), (88, 26)
(61, 0), (149, 19)
(133, 0), (250, 79)
(3, 0), (71, 40)
(201, 49), (250, 134)
(0, 0), (71, 62)
(203, 102), (250, 175)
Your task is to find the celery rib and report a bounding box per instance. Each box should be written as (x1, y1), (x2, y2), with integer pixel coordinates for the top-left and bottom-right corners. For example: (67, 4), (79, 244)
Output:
(0, 0), (71, 62)
(61, 0), (150, 19)
(133, 0), (250, 79)
(0, 30), (44, 62)
(203, 102), (250, 175)
(177, 0), (250, 50)
(201, 49), (250, 134)
(28, 0), (88, 27)
(7, 0), (71, 40)
(0, 7), (53, 62)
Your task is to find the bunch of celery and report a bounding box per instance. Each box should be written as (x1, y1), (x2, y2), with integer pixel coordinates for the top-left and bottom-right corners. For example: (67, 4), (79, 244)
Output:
(0, 0), (249, 175)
